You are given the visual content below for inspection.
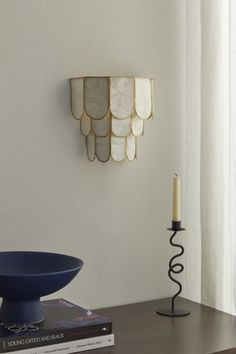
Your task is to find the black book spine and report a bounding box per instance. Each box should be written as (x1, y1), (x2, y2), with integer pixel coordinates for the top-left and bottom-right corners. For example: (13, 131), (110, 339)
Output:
(0, 322), (112, 353)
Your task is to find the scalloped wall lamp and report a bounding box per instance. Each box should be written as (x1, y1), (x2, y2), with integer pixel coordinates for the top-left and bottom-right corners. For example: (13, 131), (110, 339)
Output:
(69, 76), (155, 162)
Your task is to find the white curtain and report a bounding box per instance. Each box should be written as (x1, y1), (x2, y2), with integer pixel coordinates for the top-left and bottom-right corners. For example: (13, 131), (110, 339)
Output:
(184, 0), (236, 314)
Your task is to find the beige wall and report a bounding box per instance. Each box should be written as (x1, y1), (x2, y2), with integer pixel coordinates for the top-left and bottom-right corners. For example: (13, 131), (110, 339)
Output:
(0, 0), (185, 309)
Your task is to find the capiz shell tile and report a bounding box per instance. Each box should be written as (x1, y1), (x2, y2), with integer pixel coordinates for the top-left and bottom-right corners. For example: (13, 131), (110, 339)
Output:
(151, 79), (155, 117)
(92, 111), (111, 137)
(96, 134), (110, 162)
(110, 78), (134, 119)
(112, 116), (131, 137)
(85, 77), (109, 119)
(111, 135), (126, 162)
(135, 78), (152, 119)
(70, 78), (84, 120)
(131, 115), (144, 136)
(86, 132), (96, 161)
(126, 134), (136, 161)
(80, 112), (91, 136)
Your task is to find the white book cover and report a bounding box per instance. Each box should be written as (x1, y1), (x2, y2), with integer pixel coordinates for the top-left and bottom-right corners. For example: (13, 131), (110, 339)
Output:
(7, 334), (114, 354)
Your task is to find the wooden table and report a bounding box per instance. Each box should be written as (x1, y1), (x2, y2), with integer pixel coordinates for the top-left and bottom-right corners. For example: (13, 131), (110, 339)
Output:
(94, 297), (236, 354)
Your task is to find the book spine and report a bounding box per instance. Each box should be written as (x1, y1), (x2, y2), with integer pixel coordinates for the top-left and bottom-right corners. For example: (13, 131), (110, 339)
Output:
(0, 323), (112, 352)
(3, 334), (114, 354)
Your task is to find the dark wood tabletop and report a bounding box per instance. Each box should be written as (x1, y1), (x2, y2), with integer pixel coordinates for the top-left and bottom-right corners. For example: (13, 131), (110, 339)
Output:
(92, 297), (236, 354)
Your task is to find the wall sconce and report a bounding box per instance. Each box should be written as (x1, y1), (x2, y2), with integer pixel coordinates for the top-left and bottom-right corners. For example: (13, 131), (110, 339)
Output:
(69, 76), (155, 162)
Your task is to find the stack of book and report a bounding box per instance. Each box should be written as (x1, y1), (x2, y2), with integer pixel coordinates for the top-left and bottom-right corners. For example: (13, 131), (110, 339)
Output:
(0, 299), (114, 354)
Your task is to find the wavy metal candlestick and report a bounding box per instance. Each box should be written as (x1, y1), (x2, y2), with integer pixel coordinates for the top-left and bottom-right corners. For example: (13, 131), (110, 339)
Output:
(156, 221), (190, 317)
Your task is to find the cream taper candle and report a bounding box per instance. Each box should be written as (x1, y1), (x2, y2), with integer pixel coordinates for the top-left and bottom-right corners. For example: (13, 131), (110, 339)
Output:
(172, 174), (181, 221)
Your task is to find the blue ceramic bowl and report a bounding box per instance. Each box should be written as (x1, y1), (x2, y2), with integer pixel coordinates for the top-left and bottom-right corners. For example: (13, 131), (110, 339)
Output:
(0, 251), (83, 324)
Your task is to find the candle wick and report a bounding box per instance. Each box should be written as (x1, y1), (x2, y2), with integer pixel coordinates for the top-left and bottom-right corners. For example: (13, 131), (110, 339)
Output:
(175, 173), (178, 176)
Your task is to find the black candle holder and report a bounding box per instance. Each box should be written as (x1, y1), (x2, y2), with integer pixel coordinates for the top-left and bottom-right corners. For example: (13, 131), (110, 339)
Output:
(156, 221), (190, 317)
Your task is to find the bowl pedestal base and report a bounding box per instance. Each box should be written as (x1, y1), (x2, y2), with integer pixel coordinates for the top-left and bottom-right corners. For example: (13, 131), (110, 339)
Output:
(0, 298), (44, 324)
